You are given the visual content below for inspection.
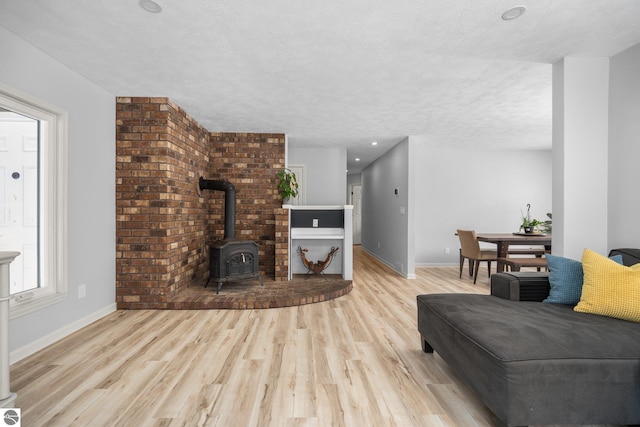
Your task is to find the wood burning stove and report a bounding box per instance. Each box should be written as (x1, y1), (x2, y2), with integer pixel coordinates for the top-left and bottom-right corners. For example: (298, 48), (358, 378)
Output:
(200, 177), (263, 294)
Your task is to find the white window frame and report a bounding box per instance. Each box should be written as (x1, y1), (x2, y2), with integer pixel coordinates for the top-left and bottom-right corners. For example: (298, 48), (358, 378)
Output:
(0, 84), (68, 319)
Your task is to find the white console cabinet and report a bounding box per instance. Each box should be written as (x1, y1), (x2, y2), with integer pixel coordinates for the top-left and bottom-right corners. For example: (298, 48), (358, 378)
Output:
(286, 205), (353, 280)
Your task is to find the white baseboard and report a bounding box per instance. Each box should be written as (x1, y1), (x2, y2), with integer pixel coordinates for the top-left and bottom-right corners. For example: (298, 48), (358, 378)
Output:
(415, 262), (458, 267)
(10, 303), (117, 364)
(362, 248), (416, 279)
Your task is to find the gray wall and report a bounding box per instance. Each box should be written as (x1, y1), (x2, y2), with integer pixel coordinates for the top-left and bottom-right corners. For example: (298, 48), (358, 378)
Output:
(361, 138), (413, 276)
(608, 42), (640, 248)
(289, 146), (347, 205)
(1, 25), (116, 356)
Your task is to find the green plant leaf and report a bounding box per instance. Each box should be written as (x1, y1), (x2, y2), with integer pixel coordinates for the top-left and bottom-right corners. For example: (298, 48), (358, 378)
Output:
(276, 168), (299, 200)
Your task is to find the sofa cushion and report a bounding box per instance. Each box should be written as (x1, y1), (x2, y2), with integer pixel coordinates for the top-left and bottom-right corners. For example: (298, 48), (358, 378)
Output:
(543, 252), (622, 305)
(419, 293), (640, 362)
(575, 249), (640, 322)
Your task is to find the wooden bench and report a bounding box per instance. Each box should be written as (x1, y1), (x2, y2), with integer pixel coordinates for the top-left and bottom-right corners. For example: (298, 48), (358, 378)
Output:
(507, 247), (546, 257)
(498, 257), (547, 272)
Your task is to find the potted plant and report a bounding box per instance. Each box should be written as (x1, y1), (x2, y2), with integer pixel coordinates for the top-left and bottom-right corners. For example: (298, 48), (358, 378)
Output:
(276, 168), (299, 202)
(539, 212), (552, 233)
(519, 203), (541, 233)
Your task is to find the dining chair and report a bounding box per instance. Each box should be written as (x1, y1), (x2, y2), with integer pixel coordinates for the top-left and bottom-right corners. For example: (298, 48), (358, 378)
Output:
(457, 229), (498, 284)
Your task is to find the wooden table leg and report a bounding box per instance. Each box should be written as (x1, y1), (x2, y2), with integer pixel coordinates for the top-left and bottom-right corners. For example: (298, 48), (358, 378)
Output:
(497, 241), (510, 272)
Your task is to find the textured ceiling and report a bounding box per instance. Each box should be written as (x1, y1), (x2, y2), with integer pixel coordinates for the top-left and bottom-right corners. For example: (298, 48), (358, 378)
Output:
(1, 0), (640, 173)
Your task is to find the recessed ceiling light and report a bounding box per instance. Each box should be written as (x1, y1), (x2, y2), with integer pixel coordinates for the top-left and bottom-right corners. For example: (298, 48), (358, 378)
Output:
(355, 158), (360, 162)
(139, 0), (162, 13)
(502, 5), (526, 21)
(371, 141), (378, 146)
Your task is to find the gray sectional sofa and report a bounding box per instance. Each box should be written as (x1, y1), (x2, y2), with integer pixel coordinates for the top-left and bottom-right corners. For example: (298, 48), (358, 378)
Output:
(417, 250), (640, 427)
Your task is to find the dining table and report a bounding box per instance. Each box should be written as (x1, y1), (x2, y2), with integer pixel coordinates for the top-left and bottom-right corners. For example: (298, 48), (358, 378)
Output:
(475, 232), (552, 272)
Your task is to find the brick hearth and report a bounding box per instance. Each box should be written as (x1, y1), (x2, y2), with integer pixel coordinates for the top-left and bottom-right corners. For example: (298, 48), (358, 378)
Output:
(167, 276), (352, 310)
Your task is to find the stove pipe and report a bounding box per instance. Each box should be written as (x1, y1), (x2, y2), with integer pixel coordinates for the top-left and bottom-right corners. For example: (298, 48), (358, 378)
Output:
(199, 176), (236, 240)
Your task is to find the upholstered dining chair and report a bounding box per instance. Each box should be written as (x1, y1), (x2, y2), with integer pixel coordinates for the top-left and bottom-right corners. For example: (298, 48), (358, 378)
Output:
(457, 229), (498, 284)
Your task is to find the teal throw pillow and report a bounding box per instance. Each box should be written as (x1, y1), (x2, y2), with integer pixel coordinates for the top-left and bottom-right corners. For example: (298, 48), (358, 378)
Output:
(543, 253), (623, 305)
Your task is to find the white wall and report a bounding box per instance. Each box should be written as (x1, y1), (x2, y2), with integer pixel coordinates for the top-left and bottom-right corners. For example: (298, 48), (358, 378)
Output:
(413, 142), (552, 265)
(608, 43), (640, 248)
(1, 25), (116, 359)
(552, 57), (610, 260)
(288, 146), (347, 205)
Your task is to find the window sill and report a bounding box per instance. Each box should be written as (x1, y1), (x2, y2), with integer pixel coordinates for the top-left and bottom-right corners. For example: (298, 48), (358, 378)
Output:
(10, 291), (67, 319)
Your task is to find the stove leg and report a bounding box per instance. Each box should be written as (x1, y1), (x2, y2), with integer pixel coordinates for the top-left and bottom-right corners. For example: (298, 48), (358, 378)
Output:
(257, 274), (263, 287)
(204, 277), (210, 288)
(217, 282), (222, 294)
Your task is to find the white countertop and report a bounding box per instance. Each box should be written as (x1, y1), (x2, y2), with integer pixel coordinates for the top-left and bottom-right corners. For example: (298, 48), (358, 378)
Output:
(290, 228), (345, 239)
(283, 205), (353, 210)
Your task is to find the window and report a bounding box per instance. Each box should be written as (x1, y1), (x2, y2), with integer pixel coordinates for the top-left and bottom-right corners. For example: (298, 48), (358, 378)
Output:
(0, 110), (38, 294)
(0, 85), (68, 318)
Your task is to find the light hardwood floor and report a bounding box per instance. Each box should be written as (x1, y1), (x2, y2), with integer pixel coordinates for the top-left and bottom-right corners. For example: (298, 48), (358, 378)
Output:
(10, 248), (610, 427)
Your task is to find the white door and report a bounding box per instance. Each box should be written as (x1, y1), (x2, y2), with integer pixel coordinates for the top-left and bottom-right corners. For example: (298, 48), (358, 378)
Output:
(350, 184), (362, 245)
(0, 112), (39, 294)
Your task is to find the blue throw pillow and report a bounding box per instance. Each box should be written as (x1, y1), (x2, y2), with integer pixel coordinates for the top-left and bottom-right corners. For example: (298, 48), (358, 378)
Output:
(543, 253), (623, 305)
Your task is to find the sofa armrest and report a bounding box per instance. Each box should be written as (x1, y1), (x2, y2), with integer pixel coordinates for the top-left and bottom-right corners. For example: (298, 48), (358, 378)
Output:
(490, 272), (551, 302)
(609, 248), (640, 266)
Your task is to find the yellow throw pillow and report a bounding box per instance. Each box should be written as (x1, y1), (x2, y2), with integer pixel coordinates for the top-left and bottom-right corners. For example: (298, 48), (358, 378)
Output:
(574, 248), (640, 322)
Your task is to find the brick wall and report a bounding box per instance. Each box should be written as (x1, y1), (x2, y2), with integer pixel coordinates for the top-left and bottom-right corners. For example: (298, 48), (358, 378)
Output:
(274, 208), (289, 281)
(207, 132), (286, 280)
(116, 98), (289, 309)
(116, 97), (210, 309)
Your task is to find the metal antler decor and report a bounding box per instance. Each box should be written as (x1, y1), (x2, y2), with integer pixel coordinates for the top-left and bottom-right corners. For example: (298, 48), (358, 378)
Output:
(298, 246), (339, 275)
